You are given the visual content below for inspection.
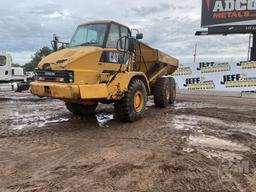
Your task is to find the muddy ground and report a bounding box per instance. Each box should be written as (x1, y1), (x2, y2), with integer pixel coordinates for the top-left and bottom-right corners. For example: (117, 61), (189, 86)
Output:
(0, 92), (256, 192)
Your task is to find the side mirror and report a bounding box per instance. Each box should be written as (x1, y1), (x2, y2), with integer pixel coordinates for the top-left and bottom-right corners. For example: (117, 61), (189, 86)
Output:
(52, 34), (59, 52)
(136, 33), (143, 40)
(51, 34), (69, 52)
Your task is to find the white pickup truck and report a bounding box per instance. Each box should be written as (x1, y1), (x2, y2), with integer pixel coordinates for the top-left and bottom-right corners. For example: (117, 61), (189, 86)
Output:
(0, 53), (30, 92)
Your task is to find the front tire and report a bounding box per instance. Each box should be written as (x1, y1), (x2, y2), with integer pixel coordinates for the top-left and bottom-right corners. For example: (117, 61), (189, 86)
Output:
(114, 79), (147, 122)
(65, 102), (98, 116)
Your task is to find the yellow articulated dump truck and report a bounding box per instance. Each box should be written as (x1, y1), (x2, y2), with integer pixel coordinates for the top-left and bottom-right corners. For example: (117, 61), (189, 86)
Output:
(31, 20), (178, 122)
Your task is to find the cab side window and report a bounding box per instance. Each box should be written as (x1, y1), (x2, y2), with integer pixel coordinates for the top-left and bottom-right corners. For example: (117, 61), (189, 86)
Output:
(106, 24), (120, 48)
(0, 56), (6, 66)
(120, 27), (129, 50)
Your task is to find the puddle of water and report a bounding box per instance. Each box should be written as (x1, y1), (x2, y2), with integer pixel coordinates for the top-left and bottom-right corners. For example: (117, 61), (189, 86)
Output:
(171, 114), (256, 139)
(172, 115), (202, 132)
(188, 135), (250, 152)
(7, 107), (114, 130)
(96, 113), (114, 128)
(174, 102), (217, 110)
(146, 99), (155, 108)
(11, 112), (114, 130)
(229, 123), (256, 137)
(185, 134), (251, 161)
(174, 101), (249, 111)
(174, 114), (254, 160)
(13, 115), (71, 130)
(194, 116), (256, 137)
(1, 94), (116, 129)
(200, 149), (244, 161)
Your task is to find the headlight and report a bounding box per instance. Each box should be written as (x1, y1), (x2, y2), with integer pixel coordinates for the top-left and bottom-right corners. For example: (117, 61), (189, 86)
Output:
(68, 71), (74, 83)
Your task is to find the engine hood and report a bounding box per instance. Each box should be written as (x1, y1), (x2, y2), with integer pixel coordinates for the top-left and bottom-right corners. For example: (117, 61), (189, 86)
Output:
(38, 46), (102, 69)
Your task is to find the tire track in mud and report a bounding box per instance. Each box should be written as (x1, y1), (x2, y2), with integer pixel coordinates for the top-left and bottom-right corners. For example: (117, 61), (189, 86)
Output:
(173, 100), (256, 191)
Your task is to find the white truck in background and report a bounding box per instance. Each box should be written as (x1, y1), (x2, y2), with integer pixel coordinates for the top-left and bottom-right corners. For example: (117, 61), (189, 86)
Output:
(0, 52), (30, 92)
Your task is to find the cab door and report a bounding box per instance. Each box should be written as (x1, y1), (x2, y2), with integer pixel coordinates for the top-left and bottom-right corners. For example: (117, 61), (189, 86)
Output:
(0, 55), (11, 81)
(100, 24), (130, 74)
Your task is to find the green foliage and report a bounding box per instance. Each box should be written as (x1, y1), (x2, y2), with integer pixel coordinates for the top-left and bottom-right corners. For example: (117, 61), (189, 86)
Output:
(23, 46), (53, 71)
(12, 63), (21, 67)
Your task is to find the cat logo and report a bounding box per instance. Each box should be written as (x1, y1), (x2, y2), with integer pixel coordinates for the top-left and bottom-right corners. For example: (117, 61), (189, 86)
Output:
(109, 52), (119, 63)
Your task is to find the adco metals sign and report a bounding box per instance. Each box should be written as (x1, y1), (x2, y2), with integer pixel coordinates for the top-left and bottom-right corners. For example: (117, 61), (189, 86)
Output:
(202, 0), (256, 27)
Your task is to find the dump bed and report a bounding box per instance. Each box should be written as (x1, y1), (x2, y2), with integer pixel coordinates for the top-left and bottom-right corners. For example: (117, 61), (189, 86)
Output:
(135, 42), (178, 82)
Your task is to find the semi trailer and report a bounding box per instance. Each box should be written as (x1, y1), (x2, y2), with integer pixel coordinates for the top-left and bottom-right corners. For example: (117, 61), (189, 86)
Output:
(31, 20), (179, 122)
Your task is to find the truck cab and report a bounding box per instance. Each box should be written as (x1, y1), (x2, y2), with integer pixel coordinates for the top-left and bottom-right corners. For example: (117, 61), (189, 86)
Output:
(31, 20), (178, 122)
(0, 53), (12, 82)
(0, 53), (29, 92)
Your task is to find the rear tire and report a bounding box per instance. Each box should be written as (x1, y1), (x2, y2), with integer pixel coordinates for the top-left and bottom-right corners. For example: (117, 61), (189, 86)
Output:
(65, 102), (98, 116)
(114, 79), (147, 122)
(169, 77), (176, 104)
(153, 77), (172, 108)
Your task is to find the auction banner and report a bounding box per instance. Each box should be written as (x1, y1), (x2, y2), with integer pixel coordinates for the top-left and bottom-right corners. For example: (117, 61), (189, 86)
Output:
(202, 0), (256, 27)
(173, 60), (256, 91)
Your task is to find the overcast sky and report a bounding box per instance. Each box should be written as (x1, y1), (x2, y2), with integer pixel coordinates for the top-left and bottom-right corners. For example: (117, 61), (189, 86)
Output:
(0, 0), (249, 64)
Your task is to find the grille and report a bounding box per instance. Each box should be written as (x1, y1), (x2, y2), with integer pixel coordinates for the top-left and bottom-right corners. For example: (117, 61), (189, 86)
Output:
(36, 70), (73, 83)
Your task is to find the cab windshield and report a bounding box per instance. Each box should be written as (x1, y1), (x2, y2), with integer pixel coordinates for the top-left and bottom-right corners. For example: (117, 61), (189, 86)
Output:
(70, 24), (107, 47)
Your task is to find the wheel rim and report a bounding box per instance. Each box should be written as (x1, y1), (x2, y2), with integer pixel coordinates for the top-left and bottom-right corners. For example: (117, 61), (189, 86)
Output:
(134, 90), (144, 113)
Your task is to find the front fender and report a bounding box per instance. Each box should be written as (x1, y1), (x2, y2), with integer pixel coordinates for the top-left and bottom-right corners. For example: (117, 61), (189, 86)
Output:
(107, 72), (150, 100)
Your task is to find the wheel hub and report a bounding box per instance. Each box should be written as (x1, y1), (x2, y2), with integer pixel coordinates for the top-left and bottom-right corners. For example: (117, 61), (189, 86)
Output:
(134, 90), (144, 113)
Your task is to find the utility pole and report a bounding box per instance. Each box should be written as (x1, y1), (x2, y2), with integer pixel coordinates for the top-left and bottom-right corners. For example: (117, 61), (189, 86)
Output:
(193, 43), (197, 64)
(250, 34), (256, 61)
(248, 34), (252, 61)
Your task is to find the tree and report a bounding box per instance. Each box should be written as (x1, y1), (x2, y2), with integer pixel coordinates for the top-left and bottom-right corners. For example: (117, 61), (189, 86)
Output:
(12, 63), (21, 67)
(23, 46), (52, 71)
